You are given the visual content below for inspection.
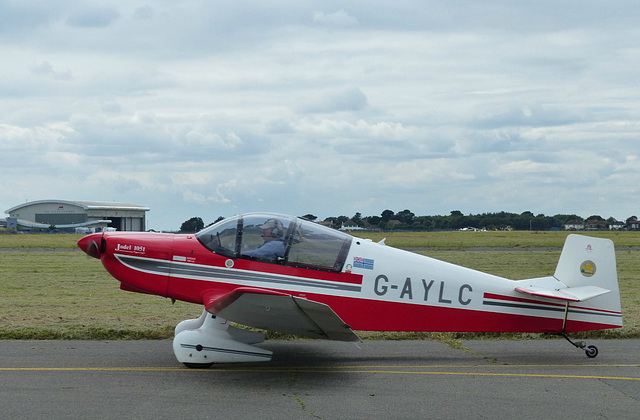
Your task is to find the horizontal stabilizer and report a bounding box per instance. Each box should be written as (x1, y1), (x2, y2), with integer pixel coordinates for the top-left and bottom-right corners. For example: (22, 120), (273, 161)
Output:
(515, 285), (610, 302)
(202, 287), (360, 342)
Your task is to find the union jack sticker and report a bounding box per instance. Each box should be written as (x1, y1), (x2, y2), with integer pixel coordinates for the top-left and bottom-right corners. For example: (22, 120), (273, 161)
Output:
(353, 257), (374, 270)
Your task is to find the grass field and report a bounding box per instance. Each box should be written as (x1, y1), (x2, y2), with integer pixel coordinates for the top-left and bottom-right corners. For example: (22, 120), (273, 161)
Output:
(1, 231), (638, 340)
(353, 229), (640, 249)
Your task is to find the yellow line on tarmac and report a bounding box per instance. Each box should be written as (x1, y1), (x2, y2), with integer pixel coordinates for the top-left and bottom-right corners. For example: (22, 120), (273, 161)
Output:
(323, 370), (640, 381)
(310, 364), (640, 369)
(1, 366), (639, 381)
(0, 367), (184, 372)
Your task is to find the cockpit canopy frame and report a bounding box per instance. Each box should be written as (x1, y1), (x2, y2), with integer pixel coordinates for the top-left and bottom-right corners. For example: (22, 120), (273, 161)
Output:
(196, 213), (353, 272)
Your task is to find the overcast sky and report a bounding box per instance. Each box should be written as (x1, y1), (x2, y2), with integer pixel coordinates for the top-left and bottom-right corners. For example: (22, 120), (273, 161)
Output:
(2, 1), (639, 230)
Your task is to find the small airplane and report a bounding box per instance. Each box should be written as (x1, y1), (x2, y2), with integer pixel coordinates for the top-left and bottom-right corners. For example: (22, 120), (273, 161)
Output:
(77, 212), (622, 367)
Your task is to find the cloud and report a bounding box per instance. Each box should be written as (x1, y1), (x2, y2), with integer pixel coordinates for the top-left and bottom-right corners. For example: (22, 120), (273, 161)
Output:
(30, 61), (74, 81)
(313, 10), (358, 26)
(0, 1), (64, 36)
(2, 1), (640, 229)
(66, 6), (120, 28)
(132, 6), (154, 20)
(298, 86), (369, 114)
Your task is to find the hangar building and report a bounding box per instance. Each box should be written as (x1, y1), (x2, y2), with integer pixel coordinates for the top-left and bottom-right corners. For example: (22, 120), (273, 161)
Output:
(5, 200), (149, 231)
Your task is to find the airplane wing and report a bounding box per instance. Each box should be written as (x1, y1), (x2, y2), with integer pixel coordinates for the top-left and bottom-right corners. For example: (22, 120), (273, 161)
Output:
(202, 287), (360, 342)
(515, 285), (610, 302)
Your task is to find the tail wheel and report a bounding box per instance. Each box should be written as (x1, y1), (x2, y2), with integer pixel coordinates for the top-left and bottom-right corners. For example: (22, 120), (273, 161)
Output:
(585, 345), (598, 358)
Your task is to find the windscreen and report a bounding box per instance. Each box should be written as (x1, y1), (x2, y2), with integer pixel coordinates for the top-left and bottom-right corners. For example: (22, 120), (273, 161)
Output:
(195, 215), (240, 258)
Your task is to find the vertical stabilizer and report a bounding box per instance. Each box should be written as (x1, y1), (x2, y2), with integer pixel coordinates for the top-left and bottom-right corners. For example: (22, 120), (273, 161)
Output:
(554, 234), (622, 323)
(555, 234), (617, 290)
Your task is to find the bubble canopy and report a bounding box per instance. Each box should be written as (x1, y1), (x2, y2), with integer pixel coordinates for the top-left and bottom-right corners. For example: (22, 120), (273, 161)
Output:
(196, 213), (353, 272)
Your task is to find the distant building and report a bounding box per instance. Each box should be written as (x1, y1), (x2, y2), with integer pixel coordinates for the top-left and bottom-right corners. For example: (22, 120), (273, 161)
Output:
(5, 200), (149, 231)
(340, 219), (363, 231)
(316, 220), (334, 229)
(609, 220), (626, 230)
(563, 220), (584, 230)
(585, 220), (608, 230)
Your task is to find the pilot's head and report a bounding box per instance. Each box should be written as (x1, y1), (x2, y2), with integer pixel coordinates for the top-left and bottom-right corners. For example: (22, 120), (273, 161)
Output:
(259, 218), (284, 239)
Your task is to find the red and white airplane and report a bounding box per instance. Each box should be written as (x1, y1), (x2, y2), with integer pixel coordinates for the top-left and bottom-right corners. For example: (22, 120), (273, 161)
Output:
(77, 212), (622, 367)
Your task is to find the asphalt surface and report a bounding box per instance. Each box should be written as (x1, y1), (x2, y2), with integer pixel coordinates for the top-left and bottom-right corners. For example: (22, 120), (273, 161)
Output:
(1, 339), (639, 419)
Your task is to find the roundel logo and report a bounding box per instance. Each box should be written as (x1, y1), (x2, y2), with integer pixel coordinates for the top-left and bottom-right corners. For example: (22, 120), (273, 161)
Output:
(580, 260), (596, 277)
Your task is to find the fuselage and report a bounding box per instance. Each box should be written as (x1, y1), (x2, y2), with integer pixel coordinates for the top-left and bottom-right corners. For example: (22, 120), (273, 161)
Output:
(78, 213), (621, 335)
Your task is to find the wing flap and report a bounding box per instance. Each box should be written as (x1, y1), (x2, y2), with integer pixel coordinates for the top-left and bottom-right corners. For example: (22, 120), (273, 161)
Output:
(515, 285), (610, 302)
(202, 288), (359, 342)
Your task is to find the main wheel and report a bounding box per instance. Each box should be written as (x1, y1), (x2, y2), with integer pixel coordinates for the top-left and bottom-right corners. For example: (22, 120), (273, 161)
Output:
(585, 345), (598, 358)
(183, 362), (214, 369)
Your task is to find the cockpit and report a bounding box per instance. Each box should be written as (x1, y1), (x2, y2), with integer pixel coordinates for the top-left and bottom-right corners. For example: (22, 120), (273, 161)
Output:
(195, 213), (353, 272)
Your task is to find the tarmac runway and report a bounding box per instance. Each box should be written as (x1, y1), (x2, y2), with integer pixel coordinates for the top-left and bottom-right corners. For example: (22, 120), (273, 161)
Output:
(1, 339), (639, 419)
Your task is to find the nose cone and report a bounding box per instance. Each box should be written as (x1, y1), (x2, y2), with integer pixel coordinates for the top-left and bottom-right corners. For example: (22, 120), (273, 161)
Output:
(77, 233), (103, 259)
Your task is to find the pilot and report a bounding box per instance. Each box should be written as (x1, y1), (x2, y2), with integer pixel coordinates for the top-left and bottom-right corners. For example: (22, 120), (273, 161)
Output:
(243, 218), (286, 260)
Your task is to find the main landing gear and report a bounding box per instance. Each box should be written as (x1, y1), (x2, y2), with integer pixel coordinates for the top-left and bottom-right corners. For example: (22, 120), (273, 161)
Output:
(172, 309), (273, 368)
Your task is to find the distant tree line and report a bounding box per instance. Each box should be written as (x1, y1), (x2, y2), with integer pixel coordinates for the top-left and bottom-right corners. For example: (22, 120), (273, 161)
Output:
(179, 211), (638, 233)
(316, 210), (639, 231)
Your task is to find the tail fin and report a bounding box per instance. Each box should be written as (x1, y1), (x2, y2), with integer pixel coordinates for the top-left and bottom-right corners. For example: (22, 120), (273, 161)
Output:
(555, 234), (618, 292)
(515, 234), (622, 330)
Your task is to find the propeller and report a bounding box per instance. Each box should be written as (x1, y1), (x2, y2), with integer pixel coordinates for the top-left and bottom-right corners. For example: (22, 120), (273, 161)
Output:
(77, 233), (103, 259)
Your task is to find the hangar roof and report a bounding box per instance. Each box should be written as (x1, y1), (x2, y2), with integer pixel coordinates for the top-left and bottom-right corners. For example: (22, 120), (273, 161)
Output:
(5, 200), (150, 214)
